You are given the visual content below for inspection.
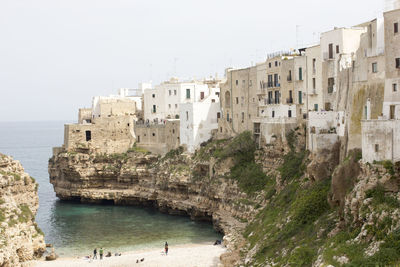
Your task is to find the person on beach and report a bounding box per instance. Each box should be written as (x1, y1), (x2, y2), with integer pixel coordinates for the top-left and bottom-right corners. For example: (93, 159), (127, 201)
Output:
(165, 242), (168, 255)
(99, 248), (103, 260)
(93, 248), (97, 259)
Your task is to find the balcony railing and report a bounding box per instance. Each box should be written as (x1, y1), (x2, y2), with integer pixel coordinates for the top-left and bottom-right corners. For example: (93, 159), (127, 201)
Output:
(286, 98), (293, 104)
(287, 76), (292, 82)
(328, 86), (334, 94)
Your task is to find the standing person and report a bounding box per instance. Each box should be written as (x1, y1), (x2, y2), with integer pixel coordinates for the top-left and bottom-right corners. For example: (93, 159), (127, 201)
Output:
(99, 247), (103, 260)
(93, 248), (97, 259)
(164, 242), (168, 255)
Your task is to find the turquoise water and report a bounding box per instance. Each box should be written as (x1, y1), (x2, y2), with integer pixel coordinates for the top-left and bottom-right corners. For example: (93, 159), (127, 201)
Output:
(0, 121), (221, 257)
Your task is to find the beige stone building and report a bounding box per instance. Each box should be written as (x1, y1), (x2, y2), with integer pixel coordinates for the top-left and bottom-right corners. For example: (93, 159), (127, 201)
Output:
(59, 91), (140, 155)
(217, 66), (258, 138)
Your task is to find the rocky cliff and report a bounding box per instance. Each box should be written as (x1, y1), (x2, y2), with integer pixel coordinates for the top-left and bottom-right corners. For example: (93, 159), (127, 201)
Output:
(49, 130), (400, 266)
(49, 137), (263, 264)
(0, 153), (45, 266)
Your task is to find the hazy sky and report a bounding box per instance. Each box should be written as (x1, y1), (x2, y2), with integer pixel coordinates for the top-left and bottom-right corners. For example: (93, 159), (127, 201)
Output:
(0, 0), (384, 122)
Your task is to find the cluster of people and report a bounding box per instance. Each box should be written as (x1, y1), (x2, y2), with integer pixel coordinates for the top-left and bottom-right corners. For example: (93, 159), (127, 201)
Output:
(92, 248), (122, 260)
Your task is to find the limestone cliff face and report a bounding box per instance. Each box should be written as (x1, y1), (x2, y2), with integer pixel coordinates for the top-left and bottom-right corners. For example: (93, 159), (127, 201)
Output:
(49, 150), (255, 251)
(0, 154), (45, 266)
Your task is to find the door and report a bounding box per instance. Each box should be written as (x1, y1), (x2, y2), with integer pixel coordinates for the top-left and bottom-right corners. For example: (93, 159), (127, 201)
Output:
(200, 92), (205, 100)
(390, 105), (395, 120)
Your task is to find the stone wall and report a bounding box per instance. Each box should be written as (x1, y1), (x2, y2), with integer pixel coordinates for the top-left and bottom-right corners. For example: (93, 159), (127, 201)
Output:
(135, 120), (180, 155)
(64, 116), (136, 154)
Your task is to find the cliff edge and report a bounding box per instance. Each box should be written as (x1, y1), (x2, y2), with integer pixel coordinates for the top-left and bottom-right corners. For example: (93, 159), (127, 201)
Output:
(0, 153), (45, 266)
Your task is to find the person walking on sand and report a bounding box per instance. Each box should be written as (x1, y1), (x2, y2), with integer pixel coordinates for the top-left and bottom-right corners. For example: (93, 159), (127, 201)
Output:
(93, 248), (97, 259)
(99, 248), (103, 260)
(164, 242), (168, 255)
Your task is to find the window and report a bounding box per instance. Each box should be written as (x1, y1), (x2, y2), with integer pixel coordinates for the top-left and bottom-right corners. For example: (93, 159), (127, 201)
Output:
(174, 90), (177, 95)
(186, 89), (191, 99)
(168, 104), (171, 109)
(328, 43), (333, 59)
(137, 136), (140, 143)
(314, 104), (318, 111)
(175, 104), (178, 108)
(288, 70), (292, 81)
(288, 110), (292, 118)
(352, 60), (355, 72)
(393, 83), (398, 92)
(274, 90), (280, 104)
(152, 94), (155, 98)
(298, 67), (303, 81)
(313, 78), (316, 89)
(172, 129), (175, 134)
(242, 80), (245, 87)
(186, 111), (189, 121)
(298, 91), (302, 104)
(336, 45), (340, 54)
(217, 112), (221, 119)
(152, 105), (156, 113)
(200, 92), (204, 100)
(395, 22), (399, 34)
(85, 131), (91, 141)
(396, 58), (400, 69)
(372, 62), (378, 73)
(312, 58), (316, 73)
(249, 80), (252, 86)
(212, 99), (215, 103)
(275, 61), (278, 67)
(272, 111), (275, 118)
(169, 90), (171, 96)
(269, 62), (272, 68)
(235, 80), (238, 86)
(241, 112), (244, 123)
(236, 97), (239, 104)
(328, 78), (335, 93)
(225, 91), (231, 107)
(375, 144), (379, 153)
(227, 113), (230, 122)
(390, 105), (395, 119)
(152, 133), (155, 137)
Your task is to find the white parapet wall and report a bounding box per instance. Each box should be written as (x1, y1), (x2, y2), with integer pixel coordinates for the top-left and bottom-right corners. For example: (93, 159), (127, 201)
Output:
(361, 119), (400, 163)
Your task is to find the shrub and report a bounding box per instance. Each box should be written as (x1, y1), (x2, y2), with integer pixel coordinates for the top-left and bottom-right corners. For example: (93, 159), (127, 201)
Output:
(278, 150), (307, 182)
(291, 180), (330, 225)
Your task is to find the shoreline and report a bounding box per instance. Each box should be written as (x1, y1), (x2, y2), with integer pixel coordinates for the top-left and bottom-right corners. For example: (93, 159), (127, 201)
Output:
(25, 243), (226, 267)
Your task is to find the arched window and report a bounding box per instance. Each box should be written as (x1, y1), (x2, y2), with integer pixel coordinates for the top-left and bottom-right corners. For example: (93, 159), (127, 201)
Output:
(225, 91), (231, 108)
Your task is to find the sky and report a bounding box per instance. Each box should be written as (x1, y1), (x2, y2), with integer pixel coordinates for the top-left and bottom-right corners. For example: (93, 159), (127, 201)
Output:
(0, 0), (385, 122)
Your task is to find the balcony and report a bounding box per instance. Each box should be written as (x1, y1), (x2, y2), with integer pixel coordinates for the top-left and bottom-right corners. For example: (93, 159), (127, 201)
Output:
(286, 98), (293, 104)
(287, 75), (292, 82)
(328, 86), (334, 94)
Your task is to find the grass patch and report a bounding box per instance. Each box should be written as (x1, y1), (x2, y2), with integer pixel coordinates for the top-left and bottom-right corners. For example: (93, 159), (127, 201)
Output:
(18, 204), (33, 223)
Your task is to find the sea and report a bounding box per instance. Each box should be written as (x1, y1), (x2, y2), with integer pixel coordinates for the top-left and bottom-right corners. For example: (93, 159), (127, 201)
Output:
(0, 121), (222, 257)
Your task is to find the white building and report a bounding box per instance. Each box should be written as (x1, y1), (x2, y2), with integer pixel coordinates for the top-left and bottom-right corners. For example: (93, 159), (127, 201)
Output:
(180, 87), (221, 153)
(143, 78), (211, 122)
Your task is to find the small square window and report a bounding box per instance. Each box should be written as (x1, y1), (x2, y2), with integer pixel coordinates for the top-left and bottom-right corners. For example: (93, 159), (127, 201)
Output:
(372, 62), (378, 73)
(393, 83), (398, 92)
(152, 94), (155, 98)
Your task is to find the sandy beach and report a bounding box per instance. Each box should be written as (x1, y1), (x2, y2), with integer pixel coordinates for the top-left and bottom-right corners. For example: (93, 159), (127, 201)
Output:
(25, 243), (226, 267)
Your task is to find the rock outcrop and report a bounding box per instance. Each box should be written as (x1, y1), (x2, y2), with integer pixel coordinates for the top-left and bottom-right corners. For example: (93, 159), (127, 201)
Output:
(49, 149), (255, 258)
(0, 153), (46, 266)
